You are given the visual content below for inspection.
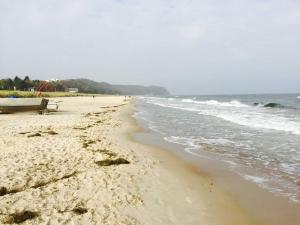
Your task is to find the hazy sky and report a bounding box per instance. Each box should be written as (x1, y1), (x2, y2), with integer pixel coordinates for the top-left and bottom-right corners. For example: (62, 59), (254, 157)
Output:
(1, 0), (300, 94)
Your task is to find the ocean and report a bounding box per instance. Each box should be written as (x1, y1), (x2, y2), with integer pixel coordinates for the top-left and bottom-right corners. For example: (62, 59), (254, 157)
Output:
(133, 94), (300, 203)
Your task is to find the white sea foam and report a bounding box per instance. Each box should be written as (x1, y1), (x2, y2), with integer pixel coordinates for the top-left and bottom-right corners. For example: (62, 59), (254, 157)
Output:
(137, 96), (300, 203)
(297, 96), (300, 99)
(164, 136), (300, 203)
(149, 102), (200, 112)
(132, 111), (149, 122)
(133, 111), (165, 134)
(144, 97), (300, 135)
(181, 99), (249, 107)
(243, 175), (269, 184)
(164, 136), (197, 147)
(164, 136), (234, 149)
(242, 174), (299, 203)
(197, 109), (300, 135)
(181, 99), (194, 103)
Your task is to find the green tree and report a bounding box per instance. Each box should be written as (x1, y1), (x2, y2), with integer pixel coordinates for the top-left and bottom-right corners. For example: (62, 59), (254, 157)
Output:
(23, 76), (33, 90)
(0, 78), (14, 90)
(14, 76), (26, 90)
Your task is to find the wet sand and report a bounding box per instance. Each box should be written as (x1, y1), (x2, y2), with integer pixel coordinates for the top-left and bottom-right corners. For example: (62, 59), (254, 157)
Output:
(133, 118), (300, 225)
(0, 96), (256, 225)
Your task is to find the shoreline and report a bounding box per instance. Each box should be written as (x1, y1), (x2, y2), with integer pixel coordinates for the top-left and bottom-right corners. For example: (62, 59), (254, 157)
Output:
(0, 96), (256, 224)
(131, 99), (300, 225)
(116, 100), (258, 225)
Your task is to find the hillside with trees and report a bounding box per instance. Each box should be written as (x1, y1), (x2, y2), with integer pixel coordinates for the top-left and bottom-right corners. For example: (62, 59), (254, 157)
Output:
(0, 77), (170, 96)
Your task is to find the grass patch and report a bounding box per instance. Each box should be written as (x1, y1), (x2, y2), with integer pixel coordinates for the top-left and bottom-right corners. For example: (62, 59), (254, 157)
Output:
(0, 90), (100, 98)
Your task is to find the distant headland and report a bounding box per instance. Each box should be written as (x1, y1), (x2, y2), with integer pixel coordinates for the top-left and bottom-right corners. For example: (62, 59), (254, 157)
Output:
(0, 76), (170, 96)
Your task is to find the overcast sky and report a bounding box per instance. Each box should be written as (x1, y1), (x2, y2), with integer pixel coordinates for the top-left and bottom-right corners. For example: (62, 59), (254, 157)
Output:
(0, 0), (300, 94)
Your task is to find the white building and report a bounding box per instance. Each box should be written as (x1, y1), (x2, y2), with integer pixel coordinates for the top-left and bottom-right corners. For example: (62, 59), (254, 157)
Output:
(68, 88), (79, 93)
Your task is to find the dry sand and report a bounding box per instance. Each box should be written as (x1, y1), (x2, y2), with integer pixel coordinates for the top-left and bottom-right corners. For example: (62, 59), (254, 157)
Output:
(0, 96), (257, 225)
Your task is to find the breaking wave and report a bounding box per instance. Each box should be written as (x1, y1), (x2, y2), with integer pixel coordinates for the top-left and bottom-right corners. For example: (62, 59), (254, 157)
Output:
(142, 97), (300, 135)
(181, 99), (249, 108)
(197, 110), (300, 135)
(135, 95), (300, 203)
(253, 102), (296, 109)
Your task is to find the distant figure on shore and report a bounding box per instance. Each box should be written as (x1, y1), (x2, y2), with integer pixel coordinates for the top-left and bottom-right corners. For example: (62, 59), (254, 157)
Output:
(124, 96), (131, 102)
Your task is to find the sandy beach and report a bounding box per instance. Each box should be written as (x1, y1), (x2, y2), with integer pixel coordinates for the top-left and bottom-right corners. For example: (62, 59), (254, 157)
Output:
(0, 96), (256, 225)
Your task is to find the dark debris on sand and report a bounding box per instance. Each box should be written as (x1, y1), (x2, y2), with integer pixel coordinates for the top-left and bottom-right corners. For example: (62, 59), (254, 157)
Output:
(0, 187), (8, 196)
(72, 207), (88, 215)
(95, 158), (130, 166)
(31, 171), (77, 189)
(18, 132), (30, 135)
(44, 130), (58, 135)
(27, 133), (42, 138)
(3, 211), (39, 224)
(82, 140), (96, 148)
(0, 186), (24, 197)
(99, 149), (117, 158)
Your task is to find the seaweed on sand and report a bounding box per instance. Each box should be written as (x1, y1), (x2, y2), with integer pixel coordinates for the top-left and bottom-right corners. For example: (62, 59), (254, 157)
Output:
(73, 125), (93, 130)
(0, 187), (7, 196)
(45, 130), (58, 135)
(27, 133), (41, 138)
(82, 140), (96, 148)
(0, 186), (24, 196)
(3, 211), (39, 224)
(72, 207), (88, 215)
(58, 204), (88, 215)
(95, 158), (130, 166)
(99, 149), (117, 158)
(31, 171), (77, 189)
(18, 132), (30, 135)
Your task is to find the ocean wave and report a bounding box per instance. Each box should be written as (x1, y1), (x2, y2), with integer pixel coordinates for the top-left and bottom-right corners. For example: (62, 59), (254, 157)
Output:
(142, 97), (300, 135)
(165, 136), (234, 148)
(297, 96), (300, 99)
(243, 175), (269, 184)
(241, 173), (300, 203)
(164, 136), (300, 203)
(253, 102), (289, 108)
(263, 103), (285, 108)
(136, 97), (300, 203)
(164, 136), (198, 148)
(148, 102), (200, 112)
(133, 111), (166, 134)
(197, 110), (300, 135)
(167, 98), (175, 101)
(181, 99), (250, 108)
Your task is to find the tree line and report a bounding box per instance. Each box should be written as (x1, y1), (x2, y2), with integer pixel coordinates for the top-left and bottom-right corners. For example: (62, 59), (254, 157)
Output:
(0, 76), (66, 92)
